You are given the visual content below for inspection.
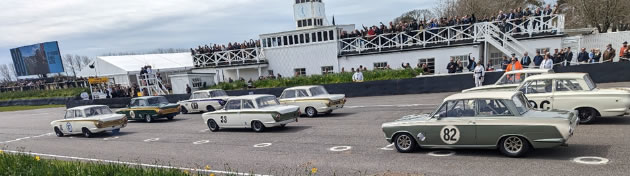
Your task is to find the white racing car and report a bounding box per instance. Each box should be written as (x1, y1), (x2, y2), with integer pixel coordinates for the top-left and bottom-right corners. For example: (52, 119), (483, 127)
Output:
(279, 85), (346, 117)
(463, 69), (553, 93)
(517, 73), (630, 123)
(51, 105), (127, 138)
(178, 89), (230, 114)
(202, 95), (300, 132)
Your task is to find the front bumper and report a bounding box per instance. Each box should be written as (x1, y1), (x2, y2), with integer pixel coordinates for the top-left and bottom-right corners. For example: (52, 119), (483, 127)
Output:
(90, 124), (126, 133)
(264, 118), (297, 127)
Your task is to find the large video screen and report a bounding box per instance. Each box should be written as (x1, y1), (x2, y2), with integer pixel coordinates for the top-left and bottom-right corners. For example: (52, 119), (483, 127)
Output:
(10, 41), (64, 76)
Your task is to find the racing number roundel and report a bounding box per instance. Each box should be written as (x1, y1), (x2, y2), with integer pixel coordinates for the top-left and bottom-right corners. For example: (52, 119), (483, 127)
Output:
(440, 125), (460, 144)
(129, 111), (135, 118)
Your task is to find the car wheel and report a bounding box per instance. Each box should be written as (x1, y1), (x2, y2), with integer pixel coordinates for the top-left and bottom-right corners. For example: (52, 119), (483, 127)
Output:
(499, 136), (531, 157)
(181, 107), (189, 114)
(82, 128), (93, 138)
(577, 108), (597, 124)
(207, 119), (219, 132)
(251, 121), (266, 132)
(144, 114), (153, 123)
(394, 133), (418, 153)
(206, 106), (216, 112)
(54, 127), (64, 137)
(305, 107), (317, 118)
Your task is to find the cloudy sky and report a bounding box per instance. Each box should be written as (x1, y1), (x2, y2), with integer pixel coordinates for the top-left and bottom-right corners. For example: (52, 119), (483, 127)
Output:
(0, 0), (440, 66)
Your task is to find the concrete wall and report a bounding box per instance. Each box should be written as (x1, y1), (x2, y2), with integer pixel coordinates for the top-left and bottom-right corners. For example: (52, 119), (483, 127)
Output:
(264, 41), (339, 77)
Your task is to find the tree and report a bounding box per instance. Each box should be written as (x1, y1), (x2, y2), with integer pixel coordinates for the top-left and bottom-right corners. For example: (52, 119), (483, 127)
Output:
(394, 9), (436, 24)
(0, 64), (12, 83)
(563, 0), (630, 33)
(63, 54), (77, 77)
(431, 0), (543, 20)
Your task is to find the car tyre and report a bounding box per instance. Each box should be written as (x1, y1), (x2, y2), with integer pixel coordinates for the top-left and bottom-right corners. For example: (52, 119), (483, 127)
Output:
(82, 128), (93, 138)
(251, 121), (266, 132)
(577, 108), (597, 124)
(499, 136), (531, 157)
(305, 107), (317, 118)
(181, 107), (189, 114)
(207, 119), (220, 132)
(206, 106), (216, 112)
(144, 114), (153, 123)
(54, 127), (64, 137)
(394, 133), (418, 153)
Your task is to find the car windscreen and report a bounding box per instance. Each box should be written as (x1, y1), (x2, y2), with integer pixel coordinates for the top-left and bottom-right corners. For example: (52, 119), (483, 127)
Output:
(210, 90), (228, 97)
(84, 106), (113, 117)
(256, 96), (280, 108)
(497, 73), (525, 85)
(512, 95), (530, 115)
(583, 75), (597, 90)
(309, 86), (329, 96)
(148, 97), (169, 106)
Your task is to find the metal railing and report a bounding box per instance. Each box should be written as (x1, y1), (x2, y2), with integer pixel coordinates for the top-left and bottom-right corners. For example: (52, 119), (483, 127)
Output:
(338, 14), (565, 55)
(193, 47), (267, 68)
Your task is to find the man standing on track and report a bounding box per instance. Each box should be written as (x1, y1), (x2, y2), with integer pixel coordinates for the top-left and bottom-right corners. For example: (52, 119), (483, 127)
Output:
(473, 60), (485, 87)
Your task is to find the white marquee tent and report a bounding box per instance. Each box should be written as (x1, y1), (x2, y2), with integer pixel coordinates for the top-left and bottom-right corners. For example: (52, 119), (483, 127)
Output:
(77, 52), (194, 86)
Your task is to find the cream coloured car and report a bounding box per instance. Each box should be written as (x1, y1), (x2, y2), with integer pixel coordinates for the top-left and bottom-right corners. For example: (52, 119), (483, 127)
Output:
(517, 73), (630, 123)
(463, 69), (553, 93)
(51, 105), (127, 138)
(178, 89), (229, 114)
(279, 85), (346, 117)
(202, 95), (300, 132)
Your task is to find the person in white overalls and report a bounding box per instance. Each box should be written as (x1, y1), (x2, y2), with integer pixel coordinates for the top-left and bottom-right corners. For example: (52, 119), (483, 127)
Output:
(473, 61), (485, 87)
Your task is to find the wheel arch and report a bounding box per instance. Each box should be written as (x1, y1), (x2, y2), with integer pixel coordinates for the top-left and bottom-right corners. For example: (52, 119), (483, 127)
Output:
(574, 106), (601, 117)
(391, 130), (416, 143)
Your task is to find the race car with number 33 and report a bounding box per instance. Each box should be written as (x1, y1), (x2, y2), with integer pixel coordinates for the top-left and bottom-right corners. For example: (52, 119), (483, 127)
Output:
(381, 91), (578, 157)
(202, 95), (300, 132)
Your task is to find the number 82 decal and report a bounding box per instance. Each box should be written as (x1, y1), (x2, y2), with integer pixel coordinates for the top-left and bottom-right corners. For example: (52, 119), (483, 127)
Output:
(440, 125), (460, 144)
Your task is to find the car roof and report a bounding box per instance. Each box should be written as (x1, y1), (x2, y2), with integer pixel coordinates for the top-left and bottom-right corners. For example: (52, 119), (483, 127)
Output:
(444, 91), (520, 101)
(229, 94), (275, 100)
(505, 69), (553, 74)
(525, 73), (587, 81)
(193, 89), (224, 93)
(67, 105), (108, 111)
(285, 85), (322, 90)
(132, 96), (164, 100)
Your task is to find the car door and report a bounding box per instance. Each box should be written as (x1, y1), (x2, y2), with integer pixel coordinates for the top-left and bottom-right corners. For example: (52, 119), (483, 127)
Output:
(222, 99), (242, 127)
(429, 100), (477, 146)
(474, 99), (519, 146)
(551, 79), (585, 111)
(239, 99), (257, 127)
(60, 110), (75, 133)
(519, 79), (554, 110)
(70, 110), (85, 133)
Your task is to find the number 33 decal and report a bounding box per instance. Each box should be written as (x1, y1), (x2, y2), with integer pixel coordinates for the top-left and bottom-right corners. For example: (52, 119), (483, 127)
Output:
(440, 125), (460, 144)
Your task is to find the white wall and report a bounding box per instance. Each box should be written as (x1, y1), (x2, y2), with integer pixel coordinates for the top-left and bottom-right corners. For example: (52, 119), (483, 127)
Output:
(264, 41), (339, 77)
(339, 45), (480, 74)
(578, 31), (630, 62)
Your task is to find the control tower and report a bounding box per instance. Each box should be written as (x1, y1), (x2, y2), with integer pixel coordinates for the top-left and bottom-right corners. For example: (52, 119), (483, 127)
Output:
(293, 0), (327, 29)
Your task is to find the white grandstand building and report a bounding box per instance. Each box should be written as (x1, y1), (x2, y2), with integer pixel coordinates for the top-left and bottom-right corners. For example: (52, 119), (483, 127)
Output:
(86, 0), (630, 94)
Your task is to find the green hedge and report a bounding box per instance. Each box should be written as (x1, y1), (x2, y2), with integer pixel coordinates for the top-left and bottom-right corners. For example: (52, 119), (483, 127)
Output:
(0, 88), (87, 101)
(209, 68), (423, 90)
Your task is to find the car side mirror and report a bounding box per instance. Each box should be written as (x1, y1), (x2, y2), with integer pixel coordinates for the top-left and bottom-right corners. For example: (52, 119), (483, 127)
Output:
(433, 114), (441, 120)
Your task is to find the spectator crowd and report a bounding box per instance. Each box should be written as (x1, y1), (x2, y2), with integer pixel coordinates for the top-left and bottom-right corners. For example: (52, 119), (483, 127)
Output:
(0, 76), (89, 93)
(191, 39), (261, 56)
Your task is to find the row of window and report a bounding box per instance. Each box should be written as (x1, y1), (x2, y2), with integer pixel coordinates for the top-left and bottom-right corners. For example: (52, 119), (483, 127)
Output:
(297, 18), (324, 28)
(292, 66), (334, 76)
(295, 0), (322, 3)
(262, 30), (335, 48)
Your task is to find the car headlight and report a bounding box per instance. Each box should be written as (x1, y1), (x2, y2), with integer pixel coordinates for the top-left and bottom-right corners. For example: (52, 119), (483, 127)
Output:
(272, 113), (280, 121)
(95, 121), (103, 128)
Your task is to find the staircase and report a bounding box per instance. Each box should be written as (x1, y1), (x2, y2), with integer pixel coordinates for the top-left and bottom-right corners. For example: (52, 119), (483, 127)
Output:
(476, 22), (530, 58)
(136, 73), (169, 96)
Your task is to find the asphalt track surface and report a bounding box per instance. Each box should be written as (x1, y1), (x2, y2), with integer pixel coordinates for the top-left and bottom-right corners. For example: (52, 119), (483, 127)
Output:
(1, 82), (630, 176)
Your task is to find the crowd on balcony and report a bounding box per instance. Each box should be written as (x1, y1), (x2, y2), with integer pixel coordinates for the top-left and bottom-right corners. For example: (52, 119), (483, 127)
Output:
(191, 39), (261, 56)
(339, 4), (559, 41)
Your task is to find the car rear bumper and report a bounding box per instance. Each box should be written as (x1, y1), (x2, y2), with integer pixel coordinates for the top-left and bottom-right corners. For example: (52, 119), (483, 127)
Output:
(532, 138), (567, 148)
(317, 104), (344, 112)
(264, 118), (297, 127)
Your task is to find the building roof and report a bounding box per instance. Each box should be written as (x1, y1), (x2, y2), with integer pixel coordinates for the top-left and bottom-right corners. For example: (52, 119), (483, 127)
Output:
(79, 52), (194, 77)
(525, 73), (587, 80)
(444, 91), (520, 101)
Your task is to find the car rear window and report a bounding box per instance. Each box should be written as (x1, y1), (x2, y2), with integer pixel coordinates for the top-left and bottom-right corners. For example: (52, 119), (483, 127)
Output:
(583, 75), (596, 90)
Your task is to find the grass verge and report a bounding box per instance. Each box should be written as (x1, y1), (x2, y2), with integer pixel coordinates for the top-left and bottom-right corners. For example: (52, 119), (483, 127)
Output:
(0, 105), (65, 112)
